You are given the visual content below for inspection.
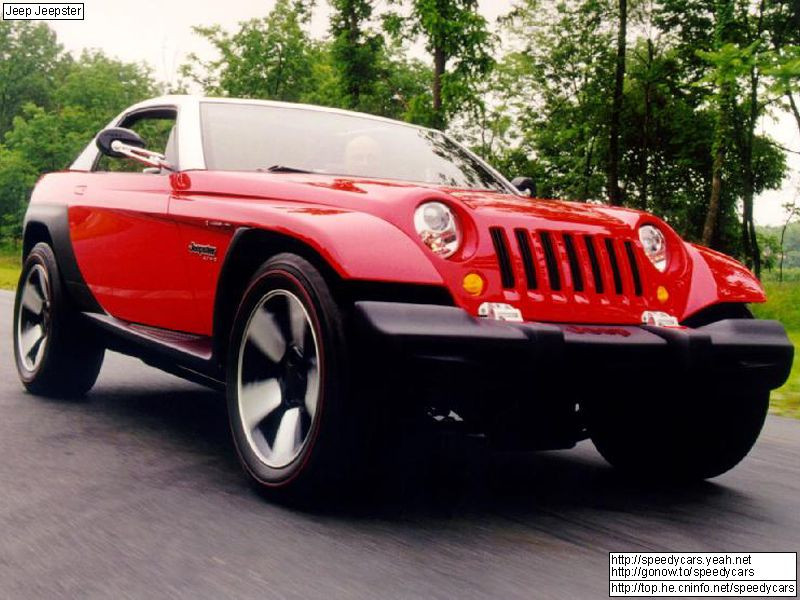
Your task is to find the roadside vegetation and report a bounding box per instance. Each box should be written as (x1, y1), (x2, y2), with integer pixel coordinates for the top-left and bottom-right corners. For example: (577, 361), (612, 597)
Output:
(0, 245), (20, 290)
(752, 270), (800, 418)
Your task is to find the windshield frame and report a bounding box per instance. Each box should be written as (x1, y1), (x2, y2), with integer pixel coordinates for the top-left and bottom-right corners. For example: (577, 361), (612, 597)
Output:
(198, 101), (519, 195)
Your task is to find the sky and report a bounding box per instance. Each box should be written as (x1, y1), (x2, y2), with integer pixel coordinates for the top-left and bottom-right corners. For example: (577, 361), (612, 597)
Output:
(44, 0), (800, 226)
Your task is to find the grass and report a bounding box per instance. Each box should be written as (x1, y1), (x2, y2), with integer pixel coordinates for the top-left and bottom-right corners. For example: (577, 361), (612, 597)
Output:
(0, 242), (798, 416)
(763, 331), (800, 419)
(752, 273), (800, 419)
(0, 246), (20, 291)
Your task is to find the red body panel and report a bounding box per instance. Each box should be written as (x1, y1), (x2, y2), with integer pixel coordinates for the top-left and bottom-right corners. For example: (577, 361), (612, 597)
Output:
(28, 168), (766, 335)
(34, 173), (198, 331)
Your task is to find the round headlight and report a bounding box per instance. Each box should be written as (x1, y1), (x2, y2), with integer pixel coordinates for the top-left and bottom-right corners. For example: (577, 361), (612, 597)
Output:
(638, 224), (668, 272)
(414, 202), (461, 258)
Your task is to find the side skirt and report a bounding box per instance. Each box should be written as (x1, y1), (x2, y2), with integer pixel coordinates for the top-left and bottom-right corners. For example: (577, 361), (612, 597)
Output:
(83, 312), (226, 391)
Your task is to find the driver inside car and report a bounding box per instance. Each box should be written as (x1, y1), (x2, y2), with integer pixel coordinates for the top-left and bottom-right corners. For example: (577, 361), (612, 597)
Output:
(344, 134), (382, 175)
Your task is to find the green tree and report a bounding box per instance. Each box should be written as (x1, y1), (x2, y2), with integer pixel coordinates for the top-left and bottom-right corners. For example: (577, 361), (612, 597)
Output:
(0, 146), (37, 241)
(3, 51), (157, 173)
(56, 50), (157, 123)
(699, 0), (737, 248)
(502, 0), (615, 201)
(608, 0), (627, 205)
(0, 48), (158, 242)
(329, 0), (383, 111)
(352, 47), (437, 122)
(385, 0), (495, 129)
(182, 0), (316, 102)
(764, 0), (800, 135)
(0, 21), (67, 138)
(697, 0), (792, 275)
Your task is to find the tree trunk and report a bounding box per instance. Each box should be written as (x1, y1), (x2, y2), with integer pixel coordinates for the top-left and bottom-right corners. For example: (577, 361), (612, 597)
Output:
(639, 38), (653, 211)
(432, 45), (446, 129)
(788, 92), (800, 136)
(703, 146), (724, 246)
(607, 0), (627, 206)
(739, 0), (764, 278)
(703, 0), (734, 248)
(780, 215), (791, 283)
(581, 136), (595, 201)
(741, 71), (760, 277)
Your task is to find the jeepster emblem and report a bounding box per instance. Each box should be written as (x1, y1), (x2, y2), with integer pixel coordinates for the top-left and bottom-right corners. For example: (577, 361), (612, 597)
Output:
(188, 242), (218, 261)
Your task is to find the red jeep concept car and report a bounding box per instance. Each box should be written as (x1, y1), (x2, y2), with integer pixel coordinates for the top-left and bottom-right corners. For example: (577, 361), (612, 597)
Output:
(14, 96), (793, 495)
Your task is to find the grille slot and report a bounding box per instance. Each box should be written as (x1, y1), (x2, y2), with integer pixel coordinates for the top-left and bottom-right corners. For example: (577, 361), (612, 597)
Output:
(584, 235), (605, 294)
(604, 238), (624, 294)
(490, 227), (515, 288)
(538, 231), (562, 291)
(514, 228), (538, 289)
(624, 241), (643, 296)
(562, 234), (584, 292)
(488, 225), (644, 304)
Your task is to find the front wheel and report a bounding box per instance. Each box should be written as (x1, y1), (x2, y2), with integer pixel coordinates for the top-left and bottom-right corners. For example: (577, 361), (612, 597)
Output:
(226, 253), (366, 499)
(587, 389), (769, 481)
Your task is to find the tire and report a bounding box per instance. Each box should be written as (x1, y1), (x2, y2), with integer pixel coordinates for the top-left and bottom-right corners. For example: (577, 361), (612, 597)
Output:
(13, 242), (105, 398)
(587, 388), (769, 481)
(589, 304), (768, 481)
(226, 253), (365, 499)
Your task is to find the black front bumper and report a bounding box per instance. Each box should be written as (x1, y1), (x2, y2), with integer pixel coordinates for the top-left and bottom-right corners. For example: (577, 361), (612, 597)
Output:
(356, 301), (793, 392)
(355, 302), (793, 447)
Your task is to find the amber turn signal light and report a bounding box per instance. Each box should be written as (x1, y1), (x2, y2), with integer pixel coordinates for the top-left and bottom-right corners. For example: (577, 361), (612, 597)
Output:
(657, 286), (669, 303)
(462, 273), (485, 296)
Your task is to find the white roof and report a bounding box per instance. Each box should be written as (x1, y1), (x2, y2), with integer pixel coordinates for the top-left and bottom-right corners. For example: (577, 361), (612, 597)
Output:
(127, 94), (436, 132)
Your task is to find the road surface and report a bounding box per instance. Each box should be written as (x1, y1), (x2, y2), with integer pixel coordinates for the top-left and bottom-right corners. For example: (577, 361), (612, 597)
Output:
(0, 290), (798, 599)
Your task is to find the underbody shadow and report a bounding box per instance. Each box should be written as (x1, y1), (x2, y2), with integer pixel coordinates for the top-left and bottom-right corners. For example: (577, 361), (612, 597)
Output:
(75, 379), (748, 526)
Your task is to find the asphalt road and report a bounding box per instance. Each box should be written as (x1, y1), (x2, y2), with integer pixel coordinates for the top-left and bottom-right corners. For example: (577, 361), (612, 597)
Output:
(1, 289), (798, 599)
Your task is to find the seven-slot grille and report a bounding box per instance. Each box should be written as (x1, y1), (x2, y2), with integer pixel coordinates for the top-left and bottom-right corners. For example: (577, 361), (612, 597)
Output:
(489, 227), (644, 299)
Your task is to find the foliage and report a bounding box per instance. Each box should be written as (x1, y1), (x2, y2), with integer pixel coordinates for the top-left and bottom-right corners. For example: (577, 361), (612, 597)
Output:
(760, 220), (800, 270)
(384, 0), (495, 128)
(328, 0), (383, 111)
(491, 0), (616, 201)
(758, 230), (781, 271)
(181, 0), (317, 102)
(0, 26), (158, 243)
(55, 50), (157, 123)
(0, 147), (36, 241)
(181, 1), (430, 123)
(0, 21), (67, 137)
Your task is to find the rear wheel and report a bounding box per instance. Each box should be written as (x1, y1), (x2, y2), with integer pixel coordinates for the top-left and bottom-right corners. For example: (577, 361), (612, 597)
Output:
(13, 242), (104, 397)
(226, 253), (366, 498)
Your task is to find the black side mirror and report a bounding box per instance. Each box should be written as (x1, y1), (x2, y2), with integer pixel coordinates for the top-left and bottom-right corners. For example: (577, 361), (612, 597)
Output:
(96, 127), (145, 158)
(95, 127), (173, 171)
(511, 177), (537, 197)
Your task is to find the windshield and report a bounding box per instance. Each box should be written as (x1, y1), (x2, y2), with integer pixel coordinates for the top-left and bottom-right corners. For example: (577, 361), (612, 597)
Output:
(200, 102), (511, 192)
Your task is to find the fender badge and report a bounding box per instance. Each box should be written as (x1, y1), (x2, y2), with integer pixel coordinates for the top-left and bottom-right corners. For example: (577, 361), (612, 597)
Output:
(188, 242), (218, 261)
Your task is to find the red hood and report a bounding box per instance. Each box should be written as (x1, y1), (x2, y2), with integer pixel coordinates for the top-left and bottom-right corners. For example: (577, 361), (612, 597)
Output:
(179, 170), (650, 233)
(445, 189), (648, 232)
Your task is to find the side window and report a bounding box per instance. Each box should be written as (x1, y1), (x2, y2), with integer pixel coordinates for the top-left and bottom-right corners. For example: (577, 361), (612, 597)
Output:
(94, 111), (177, 173)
